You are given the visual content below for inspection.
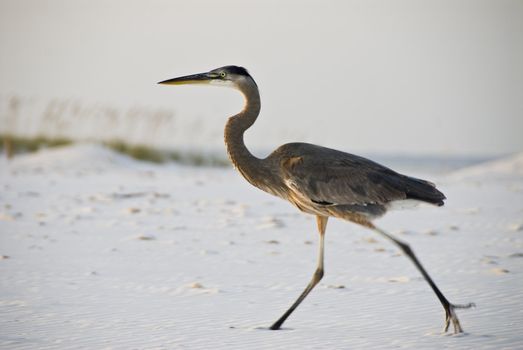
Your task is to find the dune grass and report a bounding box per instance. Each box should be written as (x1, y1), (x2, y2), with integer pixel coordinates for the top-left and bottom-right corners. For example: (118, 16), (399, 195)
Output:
(1, 134), (73, 157)
(0, 134), (230, 167)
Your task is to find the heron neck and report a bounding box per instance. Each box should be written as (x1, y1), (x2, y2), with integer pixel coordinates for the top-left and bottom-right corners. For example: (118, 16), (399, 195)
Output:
(224, 80), (263, 180)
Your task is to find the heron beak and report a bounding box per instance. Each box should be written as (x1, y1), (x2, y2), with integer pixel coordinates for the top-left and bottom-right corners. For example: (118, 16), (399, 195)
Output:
(158, 72), (216, 86)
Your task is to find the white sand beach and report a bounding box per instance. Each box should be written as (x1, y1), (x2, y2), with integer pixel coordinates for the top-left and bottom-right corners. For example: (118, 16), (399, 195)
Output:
(1, 144), (522, 349)
(1, 0), (522, 348)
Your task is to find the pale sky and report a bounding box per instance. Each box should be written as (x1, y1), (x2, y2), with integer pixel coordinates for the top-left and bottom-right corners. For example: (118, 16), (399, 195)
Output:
(1, 0), (522, 156)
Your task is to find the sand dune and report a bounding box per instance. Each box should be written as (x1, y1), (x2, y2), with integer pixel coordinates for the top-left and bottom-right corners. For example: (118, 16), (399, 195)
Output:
(450, 152), (523, 180)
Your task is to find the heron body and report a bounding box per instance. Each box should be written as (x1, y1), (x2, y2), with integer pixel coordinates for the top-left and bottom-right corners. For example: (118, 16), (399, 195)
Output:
(159, 65), (473, 333)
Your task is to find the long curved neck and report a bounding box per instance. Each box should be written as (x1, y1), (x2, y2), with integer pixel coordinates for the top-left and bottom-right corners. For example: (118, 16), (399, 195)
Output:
(224, 79), (263, 180)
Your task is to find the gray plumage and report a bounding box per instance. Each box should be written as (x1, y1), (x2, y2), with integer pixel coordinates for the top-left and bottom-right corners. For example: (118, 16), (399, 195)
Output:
(159, 65), (473, 334)
(268, 142), (445, 217)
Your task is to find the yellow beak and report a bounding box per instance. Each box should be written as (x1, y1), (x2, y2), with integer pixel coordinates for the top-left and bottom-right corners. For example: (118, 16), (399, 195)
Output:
(158, 72), (215, 85)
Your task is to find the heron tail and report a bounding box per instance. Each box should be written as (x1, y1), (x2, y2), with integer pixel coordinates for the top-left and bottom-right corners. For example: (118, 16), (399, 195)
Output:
(402, 176), (446, 206)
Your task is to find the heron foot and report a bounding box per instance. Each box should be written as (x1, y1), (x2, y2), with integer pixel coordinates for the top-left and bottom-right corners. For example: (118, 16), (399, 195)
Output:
(443, 302), (475, 334)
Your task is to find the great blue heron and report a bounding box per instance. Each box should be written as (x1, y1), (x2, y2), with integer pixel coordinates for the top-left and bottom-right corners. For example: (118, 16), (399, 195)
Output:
(159, 65), (473, 333)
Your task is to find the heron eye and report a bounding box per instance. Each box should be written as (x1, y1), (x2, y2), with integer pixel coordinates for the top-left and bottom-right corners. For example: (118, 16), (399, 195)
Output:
(220, 72), (226, 78)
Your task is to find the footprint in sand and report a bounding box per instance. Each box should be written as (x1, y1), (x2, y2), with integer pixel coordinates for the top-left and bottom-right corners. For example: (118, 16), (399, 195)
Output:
(507, 223), (523, 232)
(256, 216), (285, 230)
(489, 267), (509, 275)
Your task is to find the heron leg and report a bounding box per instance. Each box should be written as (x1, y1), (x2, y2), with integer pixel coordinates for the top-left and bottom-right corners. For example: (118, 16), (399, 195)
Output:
(270, 215), (328, 330)
(372, 226), (474, 333)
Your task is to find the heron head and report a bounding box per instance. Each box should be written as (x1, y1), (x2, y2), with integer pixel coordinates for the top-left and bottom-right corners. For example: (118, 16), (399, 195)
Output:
(158, 65), (255, 89)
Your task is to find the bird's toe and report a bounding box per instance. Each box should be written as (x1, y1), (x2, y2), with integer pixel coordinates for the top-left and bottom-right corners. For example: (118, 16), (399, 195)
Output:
(443, 302), (474, 334)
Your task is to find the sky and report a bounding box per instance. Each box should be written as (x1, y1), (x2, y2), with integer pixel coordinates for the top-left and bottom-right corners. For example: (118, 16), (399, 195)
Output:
(0, 0), (522, 156)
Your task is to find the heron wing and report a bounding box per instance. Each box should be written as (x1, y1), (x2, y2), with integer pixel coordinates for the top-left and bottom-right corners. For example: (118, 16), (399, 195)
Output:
(277, 143), (438, 207)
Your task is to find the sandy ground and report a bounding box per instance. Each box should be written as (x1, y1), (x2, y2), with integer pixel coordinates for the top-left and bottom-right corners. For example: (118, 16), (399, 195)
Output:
(1, 144), (522, 349)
